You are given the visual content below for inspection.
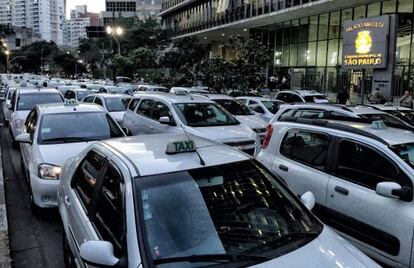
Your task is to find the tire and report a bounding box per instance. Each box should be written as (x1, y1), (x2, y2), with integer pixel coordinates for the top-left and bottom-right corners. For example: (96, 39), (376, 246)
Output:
(63, 231), (76, 268)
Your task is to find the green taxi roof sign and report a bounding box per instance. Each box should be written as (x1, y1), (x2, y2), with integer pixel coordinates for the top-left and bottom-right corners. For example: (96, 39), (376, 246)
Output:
(166, 139), (196, 155)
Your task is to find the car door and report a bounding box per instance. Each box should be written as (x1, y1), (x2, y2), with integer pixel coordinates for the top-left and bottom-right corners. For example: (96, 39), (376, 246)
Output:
(150, 101), (177, 134)
(135, 99), (156, 134)
(88, 161), (127, 263)
(66, 150), (108, 267)
(20, 109), (38, 172)
(274, 128), (332, 206)
(123, 98), (141, 134)
(325, 138), (414, 266)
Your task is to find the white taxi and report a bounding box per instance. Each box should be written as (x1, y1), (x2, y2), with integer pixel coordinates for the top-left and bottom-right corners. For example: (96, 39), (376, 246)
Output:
(82, 93), (131, 124)
(123, 92), (260, 155)
(58, 134), (379, 268)
(17, 101), (125, 212)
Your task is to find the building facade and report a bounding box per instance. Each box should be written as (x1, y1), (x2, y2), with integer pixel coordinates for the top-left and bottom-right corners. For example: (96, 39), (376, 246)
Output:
(62, 17), (90, 49)
(0, 0), (64, 45)
(161, 0), (414, 95)
(0, 24), (41, 50)
(101, 0), (162, 25)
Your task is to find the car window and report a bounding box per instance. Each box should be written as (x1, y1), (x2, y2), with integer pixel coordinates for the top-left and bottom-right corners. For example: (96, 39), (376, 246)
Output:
(293, 109), (325, 119)
(280, 130), (329, 171)
(105, 97), (128, 112)
(278, 109), (294, 120)
(286, 94), (302, 103)
(252, 105), (265, 114)
(214, 99), (254, 116)
(335, 140), (408, 190)
(77, 91), (90, 101)
(25, 109), (37, 136)
(83, 96), (95, 103)
(137, 99), (155, 117)
(17, 93), (64, 111)
(152, 101), (173, 121)
(276, 93), (287, 102)
(72, 151), (107, 209)
(128, 98), (140, 111)
(93, 163), (124, 257)
(261, 101), (279, 114)
(94, 97), (103, 106)
(174, 103), (239, 127)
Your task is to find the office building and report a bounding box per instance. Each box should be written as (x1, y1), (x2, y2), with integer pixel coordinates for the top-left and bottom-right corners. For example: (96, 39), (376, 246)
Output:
(101, 0), (162, 25)
(160, 0), (414, 95)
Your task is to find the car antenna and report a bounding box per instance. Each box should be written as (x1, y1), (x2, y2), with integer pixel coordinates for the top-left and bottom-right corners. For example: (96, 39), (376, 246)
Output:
(179, 123), (205, 166)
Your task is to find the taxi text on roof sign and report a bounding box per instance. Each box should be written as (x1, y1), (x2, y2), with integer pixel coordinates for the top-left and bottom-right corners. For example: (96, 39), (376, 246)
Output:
(342, 16), (390, 69)
(166, 139), (196, 154)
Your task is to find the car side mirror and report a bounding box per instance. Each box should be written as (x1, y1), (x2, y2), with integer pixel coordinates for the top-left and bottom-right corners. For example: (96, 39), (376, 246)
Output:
(80, 241), (120, 267)
(16, 133), (31, 144)
(159, 116), (175, 126)
(301, 191), (315, 210)
(376, 182), (412, 200)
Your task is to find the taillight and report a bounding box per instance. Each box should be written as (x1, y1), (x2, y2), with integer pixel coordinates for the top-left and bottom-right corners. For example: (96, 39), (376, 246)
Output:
(262, 124), (274, 149)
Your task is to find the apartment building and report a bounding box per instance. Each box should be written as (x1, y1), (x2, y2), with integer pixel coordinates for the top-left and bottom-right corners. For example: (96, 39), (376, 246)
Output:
(101, 0), (162, 25)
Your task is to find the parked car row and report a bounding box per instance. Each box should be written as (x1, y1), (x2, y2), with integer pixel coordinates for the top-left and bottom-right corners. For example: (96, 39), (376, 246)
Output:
(3, 74), (414, 267)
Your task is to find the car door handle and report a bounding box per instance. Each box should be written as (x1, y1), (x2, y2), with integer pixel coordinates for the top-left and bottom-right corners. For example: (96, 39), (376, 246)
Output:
(279, 164), (289, 172)
(334, 186), (349, 196)
(64, 196), (71, 207)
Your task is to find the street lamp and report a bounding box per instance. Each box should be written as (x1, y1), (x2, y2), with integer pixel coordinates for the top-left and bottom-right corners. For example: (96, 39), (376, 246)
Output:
(106, 25), (123, 55)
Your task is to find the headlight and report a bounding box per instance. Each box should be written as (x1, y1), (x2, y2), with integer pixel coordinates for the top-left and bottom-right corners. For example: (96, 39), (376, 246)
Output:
(38, 163), (62, 180)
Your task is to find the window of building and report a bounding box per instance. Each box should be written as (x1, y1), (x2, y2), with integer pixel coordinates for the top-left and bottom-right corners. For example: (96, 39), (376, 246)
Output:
(382, 0), (397, 14)
(280, 129), (329, 171)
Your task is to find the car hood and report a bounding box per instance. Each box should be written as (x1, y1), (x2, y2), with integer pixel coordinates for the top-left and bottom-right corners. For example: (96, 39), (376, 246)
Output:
(253, 228), (379, 268)
(109, 111), (125, 122)
(39, 142), (95, 166)
(234, 115), (267, 129)
(185, 124), (257, 143)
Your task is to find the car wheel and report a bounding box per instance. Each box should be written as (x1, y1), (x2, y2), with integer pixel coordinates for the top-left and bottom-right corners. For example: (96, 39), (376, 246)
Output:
(29, 188), (41, 216)
(63, 231), (76, 268)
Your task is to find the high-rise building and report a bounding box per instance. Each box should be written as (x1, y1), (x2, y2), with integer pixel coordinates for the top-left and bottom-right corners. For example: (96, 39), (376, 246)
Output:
(0, 0), (64, 45)
(62, 17), (90, 49)
(101, 0), (162, 25)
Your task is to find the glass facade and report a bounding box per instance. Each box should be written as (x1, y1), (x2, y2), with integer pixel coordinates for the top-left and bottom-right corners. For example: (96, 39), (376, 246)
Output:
(251, 0), (414, 95)
(161, 0), (321, 37)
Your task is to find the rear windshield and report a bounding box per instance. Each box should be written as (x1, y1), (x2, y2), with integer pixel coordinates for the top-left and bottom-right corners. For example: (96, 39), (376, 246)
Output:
(105, 97), (130, 112)
(261, 101), (279, 114)
(214, 99), (254, 116)
(17, 93), (63, 111)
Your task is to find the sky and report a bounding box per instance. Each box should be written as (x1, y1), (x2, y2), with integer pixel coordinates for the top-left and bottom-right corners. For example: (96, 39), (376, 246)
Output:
(66, 0), (105, 18)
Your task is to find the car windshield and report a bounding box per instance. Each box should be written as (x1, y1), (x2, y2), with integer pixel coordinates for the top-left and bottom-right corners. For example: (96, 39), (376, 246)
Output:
(389, 110), (414, 125)
(135, 160), (321, 267)
(77, 91), (90, 101)
(17, 93), (63, 111)
(261, 101), (279, 114)
(303, 95), (329, 103)
(38, 112), (124, 144)
(105, 97), (129, 112)
(390, 143), (414, 169)
(174, 103), (239, 127)
(360, 113), (406, 127)
(214, 99), (254, 116)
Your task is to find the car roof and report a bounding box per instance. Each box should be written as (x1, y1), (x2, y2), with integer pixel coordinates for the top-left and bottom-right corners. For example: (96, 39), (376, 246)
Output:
(347, 105), (388, 115)
(94, 93), (130, 98)
(280, 103), (354, 112)
(331, 121), (414, 145)
(139, 85), (167, 89)
(278, 90), (324, 96)
(203, 94), (235, 100)
(103, 134), (250, 176)
(236, 96), (274, 102)
(18, 88), (60, 94)
(37, 102), (105, 114)
(132, 93), (212, 104)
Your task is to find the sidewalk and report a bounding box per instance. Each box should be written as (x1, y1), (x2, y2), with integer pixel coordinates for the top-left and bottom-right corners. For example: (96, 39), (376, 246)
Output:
(0, 150), (11, 268)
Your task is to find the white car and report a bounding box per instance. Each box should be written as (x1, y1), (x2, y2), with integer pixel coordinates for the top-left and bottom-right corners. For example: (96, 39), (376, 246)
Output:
(123, 92), (260, 155)
(1, 86), (17, 126)
(203, 94), (268, 140)
(17, 101), (125, 212)
(275, 90), (330, 104)
(257, 117), (414, 267)
(9, 88), (64, 144)
(135, 85), (169, 93)
(170, 86), (210, 94)
(82, 93), (131, 124)
(236, 97), (283, 122)
(58, 133), (378, 268)
(365, 103), (414, 127)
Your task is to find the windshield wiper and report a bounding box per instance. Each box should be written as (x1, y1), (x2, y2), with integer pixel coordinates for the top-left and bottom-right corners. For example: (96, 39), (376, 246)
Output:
(153, 253), (269, 265)
(42, 137), (96, 143)
(243, 232), (319, 254)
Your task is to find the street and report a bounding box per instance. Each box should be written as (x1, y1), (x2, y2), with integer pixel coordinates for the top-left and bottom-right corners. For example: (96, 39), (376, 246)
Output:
(0, 110), (63, 268)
